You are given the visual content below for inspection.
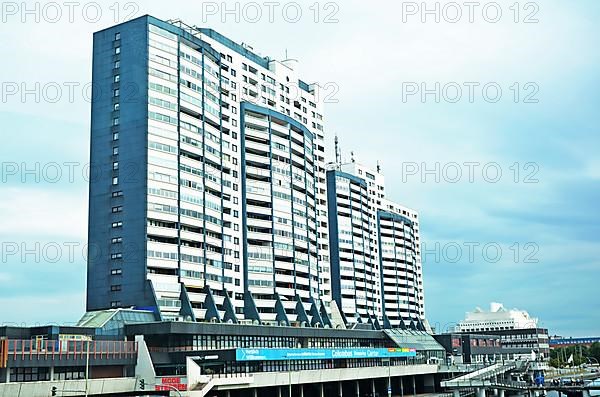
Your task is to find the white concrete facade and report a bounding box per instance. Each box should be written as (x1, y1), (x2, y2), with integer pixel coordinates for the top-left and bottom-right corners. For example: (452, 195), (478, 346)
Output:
(141, 19), (329, 321)
(457, 303), (539, 332)
(327, 162), (425, 327)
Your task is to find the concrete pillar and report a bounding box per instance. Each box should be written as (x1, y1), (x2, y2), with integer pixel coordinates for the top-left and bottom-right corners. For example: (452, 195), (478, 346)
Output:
(320, 383), (325, 397)
(401, 377), (404, 397)
(477, 388), (486, 397)
(253, 388), (258, 397)
(49, 366), (55, 382)
(453, 390), (460, 397)
(226, 391), (231, 397)
(424, 374), (435, 393)
(356, 380), (360, 397)
(300, 384), (304, 397)
(498, 390), (505, 397)
(412, 375), (416, 397)
(339, 381), (343, 397)
(388, 376), (392, 397)
(278, 386), (282, 397)
(372, 379), (376, 397)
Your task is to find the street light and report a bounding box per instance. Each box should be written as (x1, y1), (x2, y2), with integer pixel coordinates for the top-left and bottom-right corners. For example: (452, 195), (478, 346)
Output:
(385, 358), (391, 397)
(85, 339), (91, 397)
(160, 384), (183, 397)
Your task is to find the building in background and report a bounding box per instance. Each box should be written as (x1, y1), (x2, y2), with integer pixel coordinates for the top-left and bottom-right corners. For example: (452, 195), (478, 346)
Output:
(549, 336), (600, 349)
(451, 303), (549, 361)
(326, 160), (425, 329)
(433, 333), (502, 364)
(87, 15), (331, 324)
(456, 302), (538, 332)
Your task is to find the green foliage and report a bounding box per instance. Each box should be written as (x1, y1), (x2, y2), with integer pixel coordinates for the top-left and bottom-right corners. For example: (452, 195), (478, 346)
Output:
(549, 342), (600, 368)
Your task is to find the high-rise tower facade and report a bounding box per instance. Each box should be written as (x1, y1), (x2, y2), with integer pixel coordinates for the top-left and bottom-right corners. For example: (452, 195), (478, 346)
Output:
(87, 15), (330, 324)
(326, 162), (425, 329)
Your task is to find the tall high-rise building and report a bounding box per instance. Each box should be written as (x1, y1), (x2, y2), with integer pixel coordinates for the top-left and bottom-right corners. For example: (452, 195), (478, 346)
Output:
(87, 15), (331, 324)
(326, 161), (425, 329)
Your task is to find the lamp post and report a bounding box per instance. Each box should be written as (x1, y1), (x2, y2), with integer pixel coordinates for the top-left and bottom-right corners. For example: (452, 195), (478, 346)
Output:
(386, 358), (392, 397)
(161, 384), (183, 397)
(85, 339), (91, 397)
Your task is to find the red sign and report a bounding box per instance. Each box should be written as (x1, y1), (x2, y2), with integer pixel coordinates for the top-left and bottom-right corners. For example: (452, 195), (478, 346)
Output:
(161, 377), (181, 384)
(155, 384), (187, 391)
(155, 377), (187, 391)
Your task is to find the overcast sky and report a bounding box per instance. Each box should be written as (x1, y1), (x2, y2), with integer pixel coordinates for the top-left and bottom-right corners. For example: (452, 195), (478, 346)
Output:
(0, 0), (598, 336)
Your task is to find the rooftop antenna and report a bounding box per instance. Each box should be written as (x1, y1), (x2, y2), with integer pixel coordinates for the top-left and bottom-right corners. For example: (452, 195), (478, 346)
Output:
(285, 49), (288, 59)
(377, 160), (381, 173)
(351, 151), (355, 163)
(334, 135), (341, 168)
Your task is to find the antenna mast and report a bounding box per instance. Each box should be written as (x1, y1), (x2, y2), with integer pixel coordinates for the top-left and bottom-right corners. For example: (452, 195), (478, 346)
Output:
(335, 135), (341, 168)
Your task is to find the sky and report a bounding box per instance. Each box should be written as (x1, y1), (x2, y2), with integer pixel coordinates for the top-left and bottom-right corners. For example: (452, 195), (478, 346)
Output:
(0, 0), (598, 335)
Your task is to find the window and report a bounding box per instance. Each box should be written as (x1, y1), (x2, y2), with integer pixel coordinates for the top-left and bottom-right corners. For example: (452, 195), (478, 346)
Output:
(115, 47), (121, 55)
(112, 191), (123, 198)
(112, 206), (123, 213)
(113, 118), (119, 126)
(110, 301), (120, 307)
(114, 61), (120, 69)
(115, 32), (121, 40)
(111, 237), (122, 244)
(113, 132), (119, 141)
(111, 221), (123, 228)
(114, 75), (120, 83)
(114, 88), (120, 97)
(110, 253), (122, 260)
(113, 103), (120, 111)
(113, 161), (119, 170)
(113, 147), (119, 155)
(111, 269), (122, 275)
(112, 176), (119, 185)
(110, 284), (122, 291)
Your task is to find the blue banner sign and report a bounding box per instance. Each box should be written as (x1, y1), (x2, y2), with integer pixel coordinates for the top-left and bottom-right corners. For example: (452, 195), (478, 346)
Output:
(235, 347), (417, 361)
